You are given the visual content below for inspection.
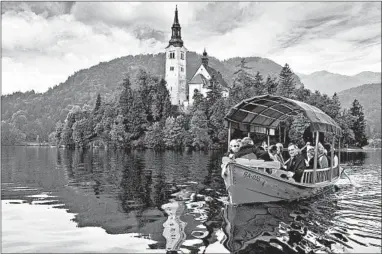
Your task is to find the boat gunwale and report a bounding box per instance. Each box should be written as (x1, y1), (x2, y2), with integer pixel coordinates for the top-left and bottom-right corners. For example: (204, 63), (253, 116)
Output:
(225, 160), (342, 189)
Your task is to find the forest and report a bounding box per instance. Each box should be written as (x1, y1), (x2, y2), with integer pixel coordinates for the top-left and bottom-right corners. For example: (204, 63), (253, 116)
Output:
(2, 60), (369, 149)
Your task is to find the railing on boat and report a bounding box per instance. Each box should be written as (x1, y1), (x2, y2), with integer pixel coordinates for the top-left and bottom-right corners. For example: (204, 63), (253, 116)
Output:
(301, 166), (340, 184)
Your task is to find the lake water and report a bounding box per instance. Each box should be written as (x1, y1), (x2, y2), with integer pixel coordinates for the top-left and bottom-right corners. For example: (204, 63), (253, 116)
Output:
(1, 146), (381, 253)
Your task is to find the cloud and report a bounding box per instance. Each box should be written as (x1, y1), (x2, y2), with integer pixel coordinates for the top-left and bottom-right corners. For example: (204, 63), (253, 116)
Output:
(1, 2), (381, 94)
(1, 2), (74, 17)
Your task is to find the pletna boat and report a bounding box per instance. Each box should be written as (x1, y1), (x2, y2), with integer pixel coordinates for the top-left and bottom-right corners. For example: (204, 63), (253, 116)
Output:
(221, 95), (344, 204)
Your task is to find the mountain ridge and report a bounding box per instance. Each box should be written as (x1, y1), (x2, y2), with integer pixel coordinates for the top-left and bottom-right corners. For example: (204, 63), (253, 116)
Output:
(337, 83), (381, 137)
(298, 70), (381, 95)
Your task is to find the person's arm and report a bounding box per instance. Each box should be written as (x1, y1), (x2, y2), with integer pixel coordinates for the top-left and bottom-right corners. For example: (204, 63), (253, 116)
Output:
(234, 147), (251, 158)
(296, 157), (306, 170)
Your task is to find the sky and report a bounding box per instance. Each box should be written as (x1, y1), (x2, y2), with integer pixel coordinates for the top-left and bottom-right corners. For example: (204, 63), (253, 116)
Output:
(2, 2), (381, 95)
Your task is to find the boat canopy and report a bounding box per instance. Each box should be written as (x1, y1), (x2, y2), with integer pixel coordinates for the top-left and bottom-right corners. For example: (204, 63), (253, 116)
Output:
(225, 95), (342, 135)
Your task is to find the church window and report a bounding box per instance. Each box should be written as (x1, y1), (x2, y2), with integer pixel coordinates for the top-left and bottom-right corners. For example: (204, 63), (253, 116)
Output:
(181, 67), (184, 72)
(181, 52), (184, 60)
(169, 52), (175, 59)
(170, 66), (174, 71)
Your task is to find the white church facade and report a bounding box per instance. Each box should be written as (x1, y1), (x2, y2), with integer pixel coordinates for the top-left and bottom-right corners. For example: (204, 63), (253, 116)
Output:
(164, 6), (229, 107)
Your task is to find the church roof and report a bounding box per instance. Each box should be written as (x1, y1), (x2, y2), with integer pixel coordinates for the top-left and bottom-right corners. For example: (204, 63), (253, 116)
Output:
(189, 74), (208, 85)
(205, 65), (229, 88)
(188, 64), (228, 88)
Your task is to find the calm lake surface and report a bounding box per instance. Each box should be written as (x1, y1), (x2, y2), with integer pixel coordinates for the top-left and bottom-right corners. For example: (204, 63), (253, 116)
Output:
(2, 146), (381, 253)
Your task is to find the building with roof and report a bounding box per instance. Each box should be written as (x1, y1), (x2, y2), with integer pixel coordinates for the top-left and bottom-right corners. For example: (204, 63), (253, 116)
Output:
(187, 49), (229, 106)
(165, 6), (229, 107)
(165, 6), (187, 106)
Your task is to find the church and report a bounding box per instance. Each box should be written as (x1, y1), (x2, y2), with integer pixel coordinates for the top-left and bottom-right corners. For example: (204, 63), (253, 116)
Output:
(164, 6), (229, 107)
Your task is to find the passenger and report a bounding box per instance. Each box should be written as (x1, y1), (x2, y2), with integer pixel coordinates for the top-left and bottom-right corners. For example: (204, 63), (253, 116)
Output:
(322, 142), (339, 168)
(305, 145), (315, 169)
(285, 144), (306, 182)
(300, 141), (311, 161)
(237, 139), (242, 148)
(261, 141), (268, 151)
(318, 143), (329, 168)
(225, 139), (240, 158)
(234, 137), (257, 159)
(259, 145), (278, 161)
(275, 143), (285, 165)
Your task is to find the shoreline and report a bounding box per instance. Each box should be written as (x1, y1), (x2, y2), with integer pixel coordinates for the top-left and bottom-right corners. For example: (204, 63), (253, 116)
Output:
(1, 144), (381, 152)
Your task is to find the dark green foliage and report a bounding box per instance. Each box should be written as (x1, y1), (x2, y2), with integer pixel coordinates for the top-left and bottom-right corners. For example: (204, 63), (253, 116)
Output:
(335, 109), (356, 145)
(1, 121), (26, 145)
(110, 115), (128, 148)
(349, 99), (368, 147)
(127, 91), (147, 141)
(163, 116), (184, 149)
(190, 110), (210, 150)
(253, 72), (264, 95)
(264, 75), (278, 95)
(338, 83), (381, 138)
(288, 113), (311, 147)
(1, 52), (371, 150)
(94, 94), (102, 112)
(144, 122), (164, 149)
(277, 63), (296, 98)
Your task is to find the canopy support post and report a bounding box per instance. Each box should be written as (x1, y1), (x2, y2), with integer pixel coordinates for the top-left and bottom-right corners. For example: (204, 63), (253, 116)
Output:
(313, 131), (319, 184)
(227, 122), (231, 153)
(267, 129), (270, 148)
(330, 136), (335, 181)
(338, 137), (341, 174)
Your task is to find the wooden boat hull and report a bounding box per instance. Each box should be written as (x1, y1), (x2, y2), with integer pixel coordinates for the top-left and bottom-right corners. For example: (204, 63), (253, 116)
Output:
(221, 157), (342, 204)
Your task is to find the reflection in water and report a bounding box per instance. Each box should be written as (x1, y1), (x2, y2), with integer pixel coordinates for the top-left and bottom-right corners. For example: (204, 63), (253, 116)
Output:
(1, 147), (381, 253)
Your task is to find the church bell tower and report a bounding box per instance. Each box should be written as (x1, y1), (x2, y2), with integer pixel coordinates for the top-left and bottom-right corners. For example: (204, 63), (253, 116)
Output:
(165, 5), (187, 106)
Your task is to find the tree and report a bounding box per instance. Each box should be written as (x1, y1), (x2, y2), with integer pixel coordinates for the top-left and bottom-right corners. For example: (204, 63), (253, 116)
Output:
(208, 98), (227, 146)
(1, 121), (26, 145)
(288, 113), (311, 147)
(151, 78), (172, 122)
(54, 121), (64, 145)
(94, 94), (102, 113)
(72, 119), (88, 148)
(349, 99), (368, 147)
(294, 86), (310, 102)
(126, 91), (147, 141)
(253, 71), (264, 95)
(230, 58), (255, 104)
(190, 110), (210, 150)
(264, 75), (278, 95)
(206, 75), (223, 116)
(192, 89), (205, 112)
(163, 116), (184, 149)
(119, 77), (134, 117)
(110, 115), (129, 148)
(336, 109), (356, 146)
(326, 93), (341, 119)
(144, 122), (164, 149)
(163, 117), (176, 149)
(276, 63), (296, 98)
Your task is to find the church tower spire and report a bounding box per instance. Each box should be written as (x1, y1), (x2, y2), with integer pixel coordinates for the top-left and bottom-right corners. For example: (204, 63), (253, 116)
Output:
(201, 48), (209, 67)
(168, 5), (183, 47)
(165, 5), (187, 106)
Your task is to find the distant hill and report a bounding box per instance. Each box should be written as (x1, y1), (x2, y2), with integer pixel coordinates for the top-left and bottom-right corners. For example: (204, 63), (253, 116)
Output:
(337, 83), (381, 137)
(298, 71), (381, 96)
(1, 52), (302, 141)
